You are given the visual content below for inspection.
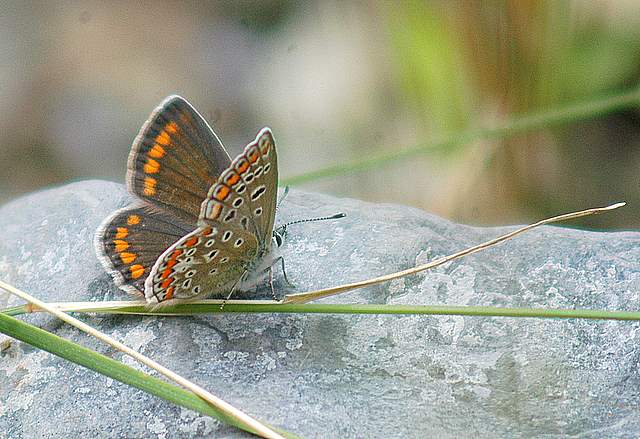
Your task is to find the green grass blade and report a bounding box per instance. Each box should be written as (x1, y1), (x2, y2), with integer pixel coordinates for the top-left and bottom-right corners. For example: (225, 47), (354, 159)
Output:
(1, 305), (25, 316)
(0, 312), (298, 439)
(282, 86), (640, 185)
(5, 301), (640, 321)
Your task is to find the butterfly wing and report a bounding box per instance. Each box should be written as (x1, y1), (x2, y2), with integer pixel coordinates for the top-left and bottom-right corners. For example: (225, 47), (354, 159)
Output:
(145, 128), (279, 304)
(144, 225), (259, 303)
(126, 95), (232, 224)
(199, 128), (278, 245)
(94, 205), (193, 295)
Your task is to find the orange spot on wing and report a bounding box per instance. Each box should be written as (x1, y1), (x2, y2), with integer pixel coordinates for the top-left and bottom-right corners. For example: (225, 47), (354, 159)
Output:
(144, 158), (160, 174)
(161, 277), (173, 289)
(127, 215), (141, 225)
(143, 177), (157, 196)
(130, 264), (145, 279)
(165, 121), (178, 134)
(155, 131), (171, 146)
(236, 159), (249, 174)
(161, 267), (172, 279)
(115, 227), (128, 239)
(260, 139), (271, 154)
(149, 144), (166, 158)
(114, 240), (129, 252)
(120, 252), (136, 264)
(247, 147), (259, 163)
(185, 236), (199, 247)
(165, 286), (175, 300)
(214, 185), (230, 201)
(202, 227), (213, 236)
(161, 249), (183, 278)
(224, 172), (240, 186)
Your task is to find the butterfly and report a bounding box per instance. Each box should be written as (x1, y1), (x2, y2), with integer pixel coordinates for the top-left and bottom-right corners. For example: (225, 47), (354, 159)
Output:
(95, 95), (281, 304)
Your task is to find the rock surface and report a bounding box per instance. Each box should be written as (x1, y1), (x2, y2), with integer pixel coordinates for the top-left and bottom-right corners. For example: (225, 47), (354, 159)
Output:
(1, 180), (640, 438)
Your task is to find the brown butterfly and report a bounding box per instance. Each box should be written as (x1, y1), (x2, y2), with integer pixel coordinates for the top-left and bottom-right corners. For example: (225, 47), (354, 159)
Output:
(95, 95), (280, 304)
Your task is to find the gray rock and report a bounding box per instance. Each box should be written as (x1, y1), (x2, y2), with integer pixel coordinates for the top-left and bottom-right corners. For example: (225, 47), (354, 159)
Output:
(1, 180), (640, 438)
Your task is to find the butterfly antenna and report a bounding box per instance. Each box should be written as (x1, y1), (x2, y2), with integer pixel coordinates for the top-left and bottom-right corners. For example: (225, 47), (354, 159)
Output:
(279, 213), (346, 234)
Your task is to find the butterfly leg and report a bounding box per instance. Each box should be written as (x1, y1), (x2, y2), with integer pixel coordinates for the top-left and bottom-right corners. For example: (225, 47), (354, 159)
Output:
(267, 265), (277, 301)
(258, 256), (293, 301)
(272, 256), (294, 288)
(220, 271), (249, 310)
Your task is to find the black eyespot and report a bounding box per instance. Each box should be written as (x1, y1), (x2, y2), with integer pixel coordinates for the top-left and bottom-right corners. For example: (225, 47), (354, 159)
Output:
(254, 166), (263, 177)
(186, 270), (196, 278)
(241, 217), (249, 229)
(186, 248), (197, 256)
(193, 286), (201, 294)
(244, 173), (254, 183)
(222, 231), (232, 241)
(209, 268), (218, 275)
(234, 238), (244, 248)
(251, 186), (266, 201)
(233, 198), (243, 208)
(220, 257), (229, 263)
(182, 279), (192, 288)
(254, 207), (263, 216)
(207, 249), (219, 260)
(237, 184), (246, 194)
(205, 239), (215, 247)
(263, 163), (271, 174)
(224, 210), (236, 222)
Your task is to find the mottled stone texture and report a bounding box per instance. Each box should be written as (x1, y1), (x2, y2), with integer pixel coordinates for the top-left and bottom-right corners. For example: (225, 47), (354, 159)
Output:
(1, 181), (639, 438)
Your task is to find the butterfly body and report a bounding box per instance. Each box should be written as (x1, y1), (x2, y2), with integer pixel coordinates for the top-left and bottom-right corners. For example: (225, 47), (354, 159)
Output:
(95, 95), (279, 304)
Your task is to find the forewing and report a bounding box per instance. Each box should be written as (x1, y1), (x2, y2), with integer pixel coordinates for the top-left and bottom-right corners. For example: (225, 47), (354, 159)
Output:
(94, 205), (193, 295)
(199, 128), (278, 247)
(127, 95), (232, 224)
(144, 225), (259, 303)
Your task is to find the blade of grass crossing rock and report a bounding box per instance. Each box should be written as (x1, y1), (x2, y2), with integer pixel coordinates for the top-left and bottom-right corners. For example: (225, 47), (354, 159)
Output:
(0, 312), (297, 438)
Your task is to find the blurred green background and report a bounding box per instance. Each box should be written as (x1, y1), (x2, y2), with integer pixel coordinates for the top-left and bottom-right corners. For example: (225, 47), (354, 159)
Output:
(1, 1), (639, 228)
